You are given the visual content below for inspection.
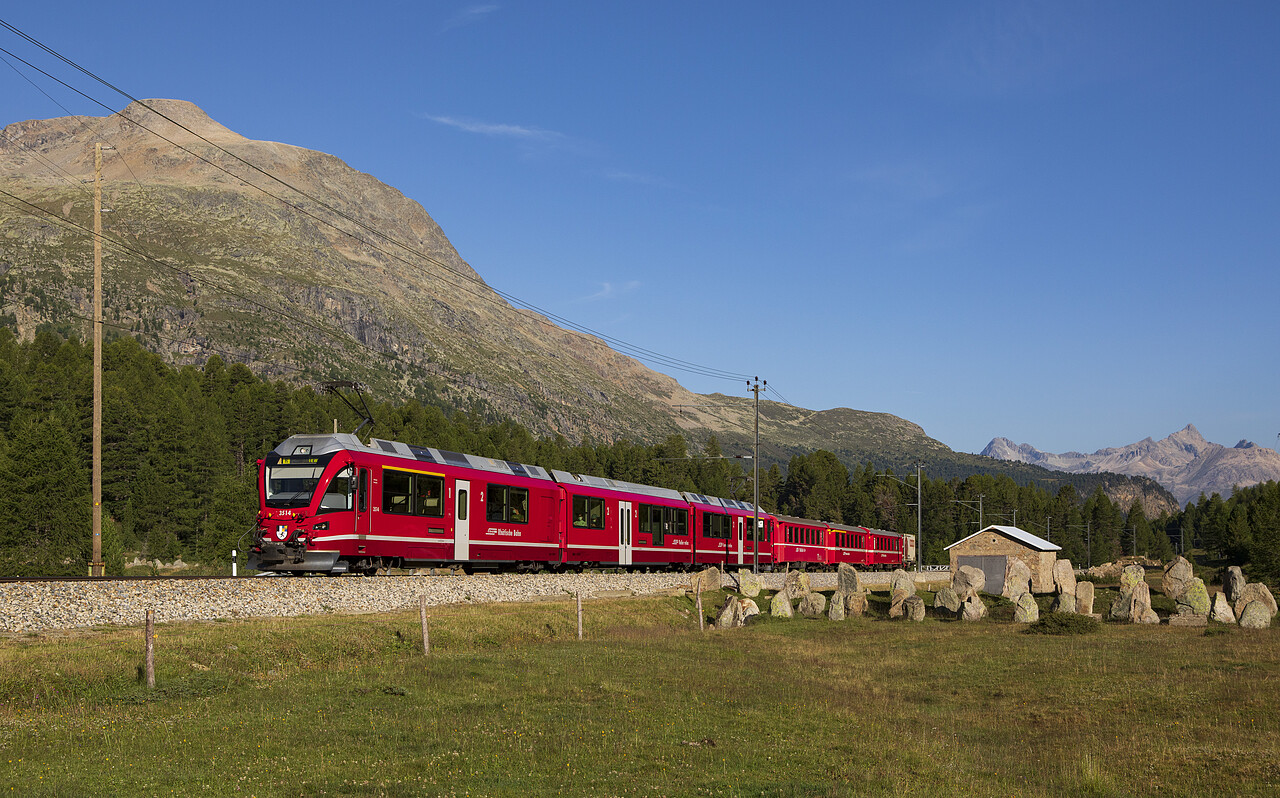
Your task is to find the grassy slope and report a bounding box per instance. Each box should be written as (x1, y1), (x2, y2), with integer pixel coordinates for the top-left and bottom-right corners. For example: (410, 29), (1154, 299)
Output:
(2, 591), (1277, 797)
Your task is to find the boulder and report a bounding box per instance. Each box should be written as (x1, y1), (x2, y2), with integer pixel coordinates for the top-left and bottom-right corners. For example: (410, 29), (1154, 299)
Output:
(843, 591), (867, 617)
(1076, 581), (1095, 615)
(691, 567), (721, 593)
(1211, 592), (1236, 624)
(1234, 583), (1278, 621)
(740, 598), (760, 621)
(798, 592), (827, 618)
(960, 595), (987, 621)
(828, 592), (847, 621)
(1133, 582), (1160, 624)
(1109, 588), (1132, 622)
(1013, 592), (1040, 623)
(1002, 559), (1033, 599)
(952, 565), (986, 600)
(904, 595), (926, 622)
(1175, 578), (1211, 616)
(769, 591), (793, 619)
(715, 596), (744, 629)
(890, 569), (916, 595)
(837, 563), (862, 594)
(1167, 614), (1207, 627)
(1086, 561), (1125, 582)
(1119, 564), (1146, 593)
(1052, 559), (1077, 597)
(1224, 566), (1246, 603)
(1239, 601), (1273, 630)
(934, 586), (962, 615)
(1051, 593), (1077, 614)
(736, 569), (763, 598)
(888, 588), (912, 619)
(1112, 580), (1159, 624)
(783, 570), (811, 600)
(1161, 556), (1195, 600)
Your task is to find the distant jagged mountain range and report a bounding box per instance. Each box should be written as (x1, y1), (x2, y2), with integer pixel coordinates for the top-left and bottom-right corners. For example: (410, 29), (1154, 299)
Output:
(981, 425), (1280, 505)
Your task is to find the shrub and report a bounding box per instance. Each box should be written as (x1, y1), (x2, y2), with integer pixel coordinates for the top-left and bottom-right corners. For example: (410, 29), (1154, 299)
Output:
(1025, 612), (1101, 636)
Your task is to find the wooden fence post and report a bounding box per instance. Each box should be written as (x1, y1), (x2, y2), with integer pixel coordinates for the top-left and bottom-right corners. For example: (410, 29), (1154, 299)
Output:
(577, 592), (583, 640)
(697, 587), (704, 631)
(145, 609), (155, 689)
(420, 595), (430, 656)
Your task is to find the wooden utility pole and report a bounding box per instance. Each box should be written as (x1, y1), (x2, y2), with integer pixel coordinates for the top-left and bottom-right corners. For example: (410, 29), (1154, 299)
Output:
(748, 378), (765, 574)
(90, 143), (107, 577)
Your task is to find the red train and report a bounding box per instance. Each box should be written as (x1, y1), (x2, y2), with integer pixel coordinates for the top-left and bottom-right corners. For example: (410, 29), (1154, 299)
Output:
(249, 433), (915, 575)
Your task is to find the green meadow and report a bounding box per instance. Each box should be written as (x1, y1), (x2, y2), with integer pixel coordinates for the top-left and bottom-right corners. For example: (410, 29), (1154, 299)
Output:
(2, 590), (1278, 797)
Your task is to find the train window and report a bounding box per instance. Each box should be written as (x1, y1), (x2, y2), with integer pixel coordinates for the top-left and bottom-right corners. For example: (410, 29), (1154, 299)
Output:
(414, 475), (444, 518)
(457, 489), (468, 520)
(358, 469), (369, 513)
(380, 469), (446, 518)
(573, 495), (606, 530)
(705, 512), (730, 540)
(486, 484), (529, 524)
(383, 469), (412, 514)
(640, 504), (682, 546)
(317, 466), (353, 514)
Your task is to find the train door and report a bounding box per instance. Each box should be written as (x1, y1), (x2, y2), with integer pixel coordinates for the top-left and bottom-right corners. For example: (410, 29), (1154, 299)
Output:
(618, 501), (633, 566)
(454, 479), (470, 561)
(736, 517), (744, 566)
(356, 468), (372, 536)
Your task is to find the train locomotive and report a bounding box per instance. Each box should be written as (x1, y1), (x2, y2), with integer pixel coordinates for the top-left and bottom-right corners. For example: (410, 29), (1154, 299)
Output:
(249, 432), (914, 575)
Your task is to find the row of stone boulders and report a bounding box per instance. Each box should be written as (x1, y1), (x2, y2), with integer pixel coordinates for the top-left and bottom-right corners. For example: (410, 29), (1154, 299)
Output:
(700, 557), (1276, 630)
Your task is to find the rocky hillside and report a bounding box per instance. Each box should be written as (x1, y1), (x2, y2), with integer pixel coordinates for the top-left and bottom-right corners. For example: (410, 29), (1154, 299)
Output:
(982, 425), (1280, 505)
(0, 100), (957, 461)
(0, 99), (1173, 511)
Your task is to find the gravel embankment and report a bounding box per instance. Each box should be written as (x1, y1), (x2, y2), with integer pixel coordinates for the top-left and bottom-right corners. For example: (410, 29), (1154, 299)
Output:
(0, 569), (925, 634)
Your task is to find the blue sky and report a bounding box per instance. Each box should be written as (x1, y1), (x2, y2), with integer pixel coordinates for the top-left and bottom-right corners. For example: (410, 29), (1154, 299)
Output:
(2, 2), (1277, 456)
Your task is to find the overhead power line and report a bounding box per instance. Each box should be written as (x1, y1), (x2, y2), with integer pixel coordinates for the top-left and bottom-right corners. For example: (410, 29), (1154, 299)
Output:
(0, 19), (752, 384)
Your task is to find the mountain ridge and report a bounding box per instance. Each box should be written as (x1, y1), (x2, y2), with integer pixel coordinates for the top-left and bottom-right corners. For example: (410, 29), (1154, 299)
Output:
(981, 424), (1280, 505)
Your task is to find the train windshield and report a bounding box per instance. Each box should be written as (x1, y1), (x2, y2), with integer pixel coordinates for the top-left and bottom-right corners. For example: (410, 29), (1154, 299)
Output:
(265, 455), (334, 509)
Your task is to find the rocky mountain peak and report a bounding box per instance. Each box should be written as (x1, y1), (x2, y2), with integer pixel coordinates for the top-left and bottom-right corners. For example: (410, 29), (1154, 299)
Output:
(119, 99), (247, 146)
(982, 427), (1280, 505)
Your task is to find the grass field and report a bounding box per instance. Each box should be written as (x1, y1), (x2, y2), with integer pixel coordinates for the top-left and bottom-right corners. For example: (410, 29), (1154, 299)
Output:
(2, 589), (1278, 797)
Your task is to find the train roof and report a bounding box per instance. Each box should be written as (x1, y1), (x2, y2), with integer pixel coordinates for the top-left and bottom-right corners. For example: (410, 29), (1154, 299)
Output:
(774, 514), (829, 527)
(550, 470), (686, 502)
(681, 492), (768, 515)
(271, 434), (554, 482)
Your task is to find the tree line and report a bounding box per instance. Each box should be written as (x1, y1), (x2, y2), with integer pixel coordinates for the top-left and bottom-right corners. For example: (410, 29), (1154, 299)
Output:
(0, 328), (1274, 583)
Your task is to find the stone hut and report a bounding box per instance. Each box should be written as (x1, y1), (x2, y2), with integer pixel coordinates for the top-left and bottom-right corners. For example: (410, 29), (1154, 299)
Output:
(944, 525), (1061, 595)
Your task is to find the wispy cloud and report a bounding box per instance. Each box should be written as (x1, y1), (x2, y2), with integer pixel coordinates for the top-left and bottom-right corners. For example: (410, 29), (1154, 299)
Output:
(424, 114), (563, 142)
(578, 280), (642, 303)
(441, 4), (500, 33)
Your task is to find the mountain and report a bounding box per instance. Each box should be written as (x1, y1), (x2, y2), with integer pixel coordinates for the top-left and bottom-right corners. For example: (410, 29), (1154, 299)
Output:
(981, 425), (1280, 505)
(0, 99), (1173, 509)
